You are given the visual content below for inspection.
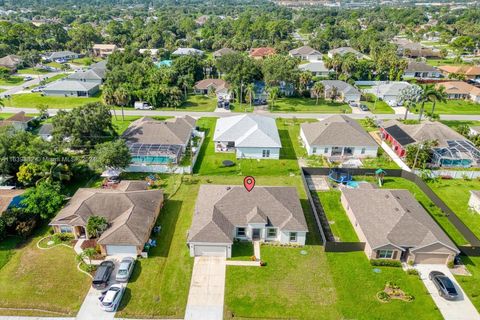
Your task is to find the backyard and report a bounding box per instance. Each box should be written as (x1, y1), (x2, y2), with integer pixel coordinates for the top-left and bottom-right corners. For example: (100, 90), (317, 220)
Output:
(7, 92), (102, 109)
(272, 97), (351, 113)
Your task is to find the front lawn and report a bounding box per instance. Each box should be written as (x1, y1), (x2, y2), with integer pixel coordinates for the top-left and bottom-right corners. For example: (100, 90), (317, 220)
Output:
(111, 114), (172, 135)
(272, 97), (351, 113)
(193, 117), (300, 176)
(16, 68), (51, 75)
(455, 255), (480, 312)
(413, 100), (480, 115)
(364, 100), (394, 114)
(175, 94), (217, 112)
(28, 73), (67, 89)
(0, 76), (24, 86)
(9, 92), (102, 109)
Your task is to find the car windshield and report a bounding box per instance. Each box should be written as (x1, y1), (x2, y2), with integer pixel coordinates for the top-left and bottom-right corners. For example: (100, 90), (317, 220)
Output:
(102, 288), (119, 305)
(441, 277), (457, 294)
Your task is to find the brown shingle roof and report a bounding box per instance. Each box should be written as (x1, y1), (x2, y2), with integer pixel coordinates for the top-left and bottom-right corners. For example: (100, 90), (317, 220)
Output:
(194, 79), (229, 91)
(438, 65), (480, 76)
(213, 48), (235, 57)
(0, 112), (34, 127)
(437, 81), (480, 96)
(0, 55), (22, 69)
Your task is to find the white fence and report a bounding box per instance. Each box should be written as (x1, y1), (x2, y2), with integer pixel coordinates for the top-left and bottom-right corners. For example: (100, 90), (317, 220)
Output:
(415, 169), (480, 179)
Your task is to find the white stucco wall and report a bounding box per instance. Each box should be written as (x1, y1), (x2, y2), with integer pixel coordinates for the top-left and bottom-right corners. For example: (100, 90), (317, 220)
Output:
(279, 231), (307, 245)
(236, 147), (280, 159)
(306, 145), (378, 157)
(469, 194), (480, 213)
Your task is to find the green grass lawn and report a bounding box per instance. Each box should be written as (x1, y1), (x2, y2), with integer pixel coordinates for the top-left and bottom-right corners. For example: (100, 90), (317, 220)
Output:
(193, 117), (300, 176)
(428, 178), (480, 240)
(71, 57), (101, 66)
(455, 255), (480, 311)
(0, 76), (24, 86)
(170, 94), (217, 112)
(364, 100), (394, 114)
(0, 236), (21, 271)
(0, 226), (90, 316)
(111, 114), (172, 135)
(412, 100), (480, 115)
(229, 242), (254, 261)
(441, 120), (480, 129)
(425, 58), (466, 67)
(272, 97), (351, 113)
(16, 68), (51, 75)
(27, 73), (67, 89)
(319, 190), (359, 242)
(361, 149), (400, 170)
(8, 92), (101, 109)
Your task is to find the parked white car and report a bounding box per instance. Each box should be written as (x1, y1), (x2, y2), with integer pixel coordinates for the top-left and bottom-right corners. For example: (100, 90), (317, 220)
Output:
(98, 284), (124, 312)
(115, 257), (135, 282)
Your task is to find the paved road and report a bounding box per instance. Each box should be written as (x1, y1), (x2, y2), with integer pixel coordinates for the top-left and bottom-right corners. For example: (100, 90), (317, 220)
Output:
(0, 72), (65, 98)
(2, 106), (480, 121)
(416, 264), (480, 320)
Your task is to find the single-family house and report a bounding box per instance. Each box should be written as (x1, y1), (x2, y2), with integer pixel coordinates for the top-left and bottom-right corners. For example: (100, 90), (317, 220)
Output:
(213, 115), (282, 159)
(66, 69), (104, 84)
(249, 47), (276, 60)
(0, 112), (34, 131)
(404, 61), (441, 79)
(92, 44), (118, 57)
(370, 82), (412, 106)
(340, 188), (459, 264)
(50, 180), (163, 256)
(187, 185), (308, 257)
(139, 48), (160, 56)
(122, 116), (197, 167)
(289, 46), (322, 61)
(0, 55), (22, 71)
(172, 48), (204, 56)
(381, 120), (480, 167)
(38, 123), (53, 141)
(42, 51), (80, 62)
(438, 65), (480, 80)
(194, 79), (231, 100)
(300, 115), (378, 158)
(393, 38), (441, 58)
(468, 191), (480, 213)
(298, 61), (332, 77)
(321, 80), (361, 103)
(0, 189), (25, 215)
(89, 60), (107, 79)
(213, 48), (235, 59)
(437, 81), (480, 102)
(42, 80), (100, 97)
(327, 47), (366, 59)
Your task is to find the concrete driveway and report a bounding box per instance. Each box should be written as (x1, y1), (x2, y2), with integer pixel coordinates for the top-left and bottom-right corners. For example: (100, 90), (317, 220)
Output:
(416, 264), (480, 320)
(185, 257), (226, 320)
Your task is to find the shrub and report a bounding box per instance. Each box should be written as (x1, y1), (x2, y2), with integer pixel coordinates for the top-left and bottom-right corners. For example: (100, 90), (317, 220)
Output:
(407, 269), (419, 276)
(377, 291), (390, 302)
(447, 260), (454, 269)
(16, 219), (37, 238)
(404, 294), (415, 302)
(370, 259), (402, 267)
(53, 232), (74, 242)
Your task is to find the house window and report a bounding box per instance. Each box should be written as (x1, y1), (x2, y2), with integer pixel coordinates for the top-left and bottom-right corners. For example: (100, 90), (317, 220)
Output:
(324, 147), (329, 154)
(312, 147), (317, 154)
(289, 232), (297, 242)
(267, 228), (277, 238)
(236, 227), (246, 237)
(60, 226), (72, 233)
(262, 150), (270, 158)
(361, 148), (366, 154)
(378, 249), (394, 259)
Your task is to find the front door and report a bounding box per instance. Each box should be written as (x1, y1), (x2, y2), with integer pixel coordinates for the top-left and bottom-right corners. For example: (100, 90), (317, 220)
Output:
(252, 228), (261, 240)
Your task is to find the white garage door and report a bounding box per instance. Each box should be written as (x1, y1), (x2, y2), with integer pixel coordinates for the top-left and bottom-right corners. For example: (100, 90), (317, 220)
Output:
(194, 245), (227, 257)
(414, 253), (449, 264)
(106, 245), (137, 256)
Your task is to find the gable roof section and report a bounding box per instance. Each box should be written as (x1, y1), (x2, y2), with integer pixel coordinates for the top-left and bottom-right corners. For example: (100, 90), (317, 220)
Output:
(341, 188), (458, 253)
(0, 55), (22, 68)
(299, 61), (331, 73)
(289, 46), (321, 56)
(67, 69), (103, 81)
(213, 115), (281, 148)
(43, 80), (99, 92)
(321, 80), (360, 96)
(437, 81), (480, 96)
(122, 116), (196, 145)
(405, 61), (437, 73)
(213, 48), (235, 57)
(301, 115), (377, 147)
(374, 82), (412, 97)
(194, 79), (229, 91)
(250, 47), (276, 57)
(188, 185), (308, 243)
(438, 65), (480, 76)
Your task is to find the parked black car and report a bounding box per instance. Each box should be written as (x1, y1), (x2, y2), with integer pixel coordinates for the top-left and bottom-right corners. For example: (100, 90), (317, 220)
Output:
(429, 271), (458, 300)
(92, 261), (115, 289)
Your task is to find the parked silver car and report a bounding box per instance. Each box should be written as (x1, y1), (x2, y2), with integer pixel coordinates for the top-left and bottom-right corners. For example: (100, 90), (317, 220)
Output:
(115, 257), (135, 282)
(429, 271), (458, 300)
(98, 284), (124, 312)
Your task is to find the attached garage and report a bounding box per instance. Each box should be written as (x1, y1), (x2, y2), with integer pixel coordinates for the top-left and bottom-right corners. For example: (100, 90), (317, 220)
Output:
(106, 245), (138, 256)
(414, 253), (450, 264)
(193, 245), (228, 257)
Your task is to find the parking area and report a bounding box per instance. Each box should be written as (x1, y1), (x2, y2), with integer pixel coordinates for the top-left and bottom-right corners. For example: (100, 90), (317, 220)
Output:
(416, 264), (480, 320)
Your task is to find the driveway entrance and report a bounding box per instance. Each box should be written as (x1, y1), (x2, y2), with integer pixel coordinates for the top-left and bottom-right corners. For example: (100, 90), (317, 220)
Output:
(185, 256), (226, 320)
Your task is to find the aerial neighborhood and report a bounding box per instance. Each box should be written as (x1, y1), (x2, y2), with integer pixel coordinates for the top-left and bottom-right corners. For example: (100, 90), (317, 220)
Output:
(2, 1), (480, 320)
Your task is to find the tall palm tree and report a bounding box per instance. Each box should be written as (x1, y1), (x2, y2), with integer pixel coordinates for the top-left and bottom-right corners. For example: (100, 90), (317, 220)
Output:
(311, 81), (325, 105)
(299, 71), (312, 92)
(399, 85), (423, 121)
(179, 74), (193, 99)
(268, 86), (280, 111)
(418, 84), (436, 121)
(245, 83), (255, 111)
(102, 86), (117, 120)
(430, 85), (448, 117)
(114, 87), (130, 121)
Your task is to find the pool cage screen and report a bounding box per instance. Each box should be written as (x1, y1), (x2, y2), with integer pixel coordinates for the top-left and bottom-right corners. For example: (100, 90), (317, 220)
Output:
(431, 140), (480, 168)
(128, 143), (182, 164)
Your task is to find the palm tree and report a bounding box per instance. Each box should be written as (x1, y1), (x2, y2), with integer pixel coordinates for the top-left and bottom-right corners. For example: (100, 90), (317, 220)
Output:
(329, 86), (339, 103)
(418, 84), (436, 121)
(268, 86), (280, 111)
(36, 163), (72, 186)
(299, 71), (312, 92)
(179, 74), (193, 99)
(399, 85), (423, 121)
(245, 83), (255, 111)
(430, 85), (448, 117)
(114, 87), (129, 121)
(311, 81), (325, 105)
(102, 86), (117, 120)
(0, 97), (4, 111)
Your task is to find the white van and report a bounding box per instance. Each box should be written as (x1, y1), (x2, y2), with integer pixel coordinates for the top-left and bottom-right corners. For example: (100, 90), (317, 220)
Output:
(134, 101), (153, 110)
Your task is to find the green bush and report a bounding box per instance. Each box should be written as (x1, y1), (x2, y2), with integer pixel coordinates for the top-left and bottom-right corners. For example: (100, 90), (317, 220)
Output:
(53, 232), (74, 243)
(447, 260), (454, 269)
(370, 259), (402, 267)
(377, 291), (390, 302)
(407, 269), (419, 276)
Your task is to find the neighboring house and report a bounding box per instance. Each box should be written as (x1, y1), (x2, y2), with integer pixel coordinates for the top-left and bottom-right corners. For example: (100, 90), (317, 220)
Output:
(89, 60), (108, 79)
(289, 45), (322, 61)
(42, 51), (80, 62)
(468, 191), (480, 213)
(187, 185), (308, 257)
(122, 116), (197, 166)
(321, 80), (361, 103)
(369, 82), (412, 106)
(300, 115), (378, 158)
(437, 81), (480, 102)
(341, 188), (459, 264)
(298, 61), (332, 77)
(213, 48), (236, 59)
(438, 65), (480, 80)
(172, 48), (204, 56)
(327, 47), (366, 59)
(381, 120), (480, 167)
(92, 44), (118, 57)
(66, 69), (104, 84)
(50, 180), (163, 256)
(194, 79), (231, 100)
(404, 61), (441, 79)
(393, 38), (441, 58)
(139, 48), (160, 56)
(249, 47), (276, 60)
(38, 123), (53, 141)
(213, 115), (282, 159)
(0, 112), (34, 131)
(0, 190), (25, 215)
(42, 80), (100, 97)
(0, 54), (22, 71)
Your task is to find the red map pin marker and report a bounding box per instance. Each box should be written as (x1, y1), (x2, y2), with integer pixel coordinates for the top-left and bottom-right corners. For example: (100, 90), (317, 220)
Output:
(243, 176), (255, 192)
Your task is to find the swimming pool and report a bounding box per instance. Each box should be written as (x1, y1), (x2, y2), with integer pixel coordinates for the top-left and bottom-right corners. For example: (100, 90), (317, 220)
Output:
(132, 156), (174, 164)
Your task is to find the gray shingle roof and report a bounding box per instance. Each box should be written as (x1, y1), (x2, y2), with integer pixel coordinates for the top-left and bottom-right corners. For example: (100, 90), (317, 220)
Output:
(405, 61), (437, 73)
(67, 69), (103, 81)
(188, 185), (308, 243)
(43, 80), (99, 92)
(213, 115), (281, 148)
(298, 61), (331, 73)
(341, 188), (458, 253)
(301, 115), (377, 147)
(289, 46), (321, 56)
(321, 80), (361, 96)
